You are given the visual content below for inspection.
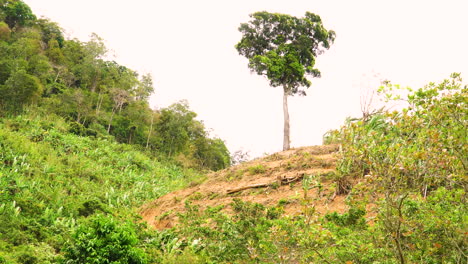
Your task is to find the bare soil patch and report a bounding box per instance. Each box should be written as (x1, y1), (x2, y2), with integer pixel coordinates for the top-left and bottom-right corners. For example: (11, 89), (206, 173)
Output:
(140, 144), (361, 230)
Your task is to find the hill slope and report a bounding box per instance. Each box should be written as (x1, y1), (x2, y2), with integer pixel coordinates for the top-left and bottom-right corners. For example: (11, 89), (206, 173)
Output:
(141, 144), (357, 229)
(0, 113), (203, 262)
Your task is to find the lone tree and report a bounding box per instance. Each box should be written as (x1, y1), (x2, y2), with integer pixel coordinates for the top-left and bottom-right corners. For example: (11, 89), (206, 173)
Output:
(236, 11), (335, 150)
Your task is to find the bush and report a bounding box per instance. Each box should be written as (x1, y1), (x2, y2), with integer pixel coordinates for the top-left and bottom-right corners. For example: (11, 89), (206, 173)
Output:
(247, 164), (266, 174)
(337, 74), (467, 192)
(62, 215), (147, 264)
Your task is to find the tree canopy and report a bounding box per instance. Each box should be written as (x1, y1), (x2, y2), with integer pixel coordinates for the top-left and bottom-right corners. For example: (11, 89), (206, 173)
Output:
(236, 11), (335, 95)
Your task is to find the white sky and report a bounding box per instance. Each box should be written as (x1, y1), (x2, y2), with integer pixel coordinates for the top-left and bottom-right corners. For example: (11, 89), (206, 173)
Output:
(26, 0), (468, 157)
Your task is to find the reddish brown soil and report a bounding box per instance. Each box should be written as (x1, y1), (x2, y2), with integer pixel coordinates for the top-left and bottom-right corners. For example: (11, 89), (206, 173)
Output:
(140, 144), (370, 230)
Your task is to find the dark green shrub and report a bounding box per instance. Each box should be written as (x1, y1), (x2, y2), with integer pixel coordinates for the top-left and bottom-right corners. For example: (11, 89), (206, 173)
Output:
(325, 208), (367, 228)
(68, 121), (86, 136)
(77, 199), (109, 217)
(62, 215), (147, 264)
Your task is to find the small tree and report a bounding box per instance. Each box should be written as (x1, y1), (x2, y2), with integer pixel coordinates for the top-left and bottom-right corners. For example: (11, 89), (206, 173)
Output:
(0, 69), (43, 114)
(236, 11), (335, 150)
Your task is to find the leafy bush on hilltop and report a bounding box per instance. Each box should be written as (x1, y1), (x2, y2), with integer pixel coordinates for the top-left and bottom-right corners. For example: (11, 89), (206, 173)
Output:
(337, 73), (466, 192)
(331, 73), (467, 263)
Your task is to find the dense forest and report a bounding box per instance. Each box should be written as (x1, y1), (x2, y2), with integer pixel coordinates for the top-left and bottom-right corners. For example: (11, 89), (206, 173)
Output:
(0, 0), (230, 171)
(0, 1), (466, 263)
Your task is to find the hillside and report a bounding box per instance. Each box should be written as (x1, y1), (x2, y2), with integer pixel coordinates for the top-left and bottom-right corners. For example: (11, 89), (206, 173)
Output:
(0, 113), (207, 263)
(0, 0), (230, 172)
(141, 144), (355, 229)
(0, 1), (466, 263)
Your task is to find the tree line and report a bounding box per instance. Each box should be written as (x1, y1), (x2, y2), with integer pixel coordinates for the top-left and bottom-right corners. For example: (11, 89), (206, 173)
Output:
(0, 0), (230, 171)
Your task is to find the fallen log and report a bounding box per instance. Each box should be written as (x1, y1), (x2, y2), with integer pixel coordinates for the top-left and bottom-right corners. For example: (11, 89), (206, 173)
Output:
(226, 183), (271, 194)
(281, 174), (304, 184)
(226, 173), (305, 194)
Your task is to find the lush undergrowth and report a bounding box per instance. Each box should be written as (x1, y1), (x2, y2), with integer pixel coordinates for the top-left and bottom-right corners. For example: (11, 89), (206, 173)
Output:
(150, 188), (465, 263)
(0, 111), (203, 263)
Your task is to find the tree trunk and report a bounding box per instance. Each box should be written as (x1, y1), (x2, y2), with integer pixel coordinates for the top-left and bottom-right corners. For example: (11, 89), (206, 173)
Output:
(146, 112), (154, 149)
(96, 91), (103, 115)
(283, 89), (290, 151)
(107, 108), (116, 133)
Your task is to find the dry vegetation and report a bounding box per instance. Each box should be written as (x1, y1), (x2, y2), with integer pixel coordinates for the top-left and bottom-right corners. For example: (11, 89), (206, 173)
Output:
(140, 144), (366, 229)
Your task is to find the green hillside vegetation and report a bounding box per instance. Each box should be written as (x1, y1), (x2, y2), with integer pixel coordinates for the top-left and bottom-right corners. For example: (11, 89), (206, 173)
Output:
(0, 1), (466, 263)
(0, 112), (205, 263)
(0, 0), (230, 172)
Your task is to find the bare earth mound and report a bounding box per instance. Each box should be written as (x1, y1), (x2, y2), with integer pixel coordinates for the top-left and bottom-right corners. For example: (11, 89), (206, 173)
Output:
(140, 144), (354, 230)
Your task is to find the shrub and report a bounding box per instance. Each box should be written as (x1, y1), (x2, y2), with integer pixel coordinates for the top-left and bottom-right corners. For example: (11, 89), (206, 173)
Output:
(62, 215), (147, 264)
(247, 164), (266, 174)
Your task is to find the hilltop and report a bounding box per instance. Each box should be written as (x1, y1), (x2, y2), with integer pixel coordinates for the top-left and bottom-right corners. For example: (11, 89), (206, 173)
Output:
(140, 144), (354, 229)
(137, 74), (466, 263)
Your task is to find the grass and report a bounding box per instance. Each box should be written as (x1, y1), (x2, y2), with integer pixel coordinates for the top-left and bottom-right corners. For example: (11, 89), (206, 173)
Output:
(0, 113), (202, 262)
(247, 164), (266, 175)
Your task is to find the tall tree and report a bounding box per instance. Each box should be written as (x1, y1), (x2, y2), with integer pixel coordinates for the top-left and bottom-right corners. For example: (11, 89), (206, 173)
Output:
(107, 88), (130, 133)
(134, 73), (154, 101)
(236, 11), (335, 150)
(154, 101), (197, 157)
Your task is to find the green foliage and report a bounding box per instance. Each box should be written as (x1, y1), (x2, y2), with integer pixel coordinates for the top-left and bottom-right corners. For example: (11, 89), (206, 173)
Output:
(397, 187), (467, 263)
(0, 70), (43, 113)
(333, 74), (467, 263)
(247, 164), (266, 174)
(193, 137), (231, 171)
(156, 201), (393, 263)
(0, 0), (229, 171)
(322, 128), (340, 145)
(63, 215), (147, 264)
(372, 188), (467, 263)
(0, 0), (36, 29)
(36, 18), (64, 48)
(174, 200), (279, 262)
(236, 11), (335, 95)
(155, 101), (230, 171)
(162, 192), (466, 263)
(134, 73), (154, 101)
(325, 208), (366, 228)
(155, 101), (197, 156)
(0, 113), (203, 262)
(337, 74), (466, 191)
(0, 21), (10, 40)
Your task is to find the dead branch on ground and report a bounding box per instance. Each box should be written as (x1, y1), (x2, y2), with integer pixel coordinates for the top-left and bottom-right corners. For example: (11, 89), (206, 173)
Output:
(226, 173), (305, 194)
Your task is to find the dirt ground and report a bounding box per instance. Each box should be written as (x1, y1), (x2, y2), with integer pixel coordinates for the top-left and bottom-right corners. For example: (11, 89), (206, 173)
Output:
(140, 144), (366, 230)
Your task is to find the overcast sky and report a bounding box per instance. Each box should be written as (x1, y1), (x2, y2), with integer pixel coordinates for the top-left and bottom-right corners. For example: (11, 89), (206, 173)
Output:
(26, 0), (468, 157)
